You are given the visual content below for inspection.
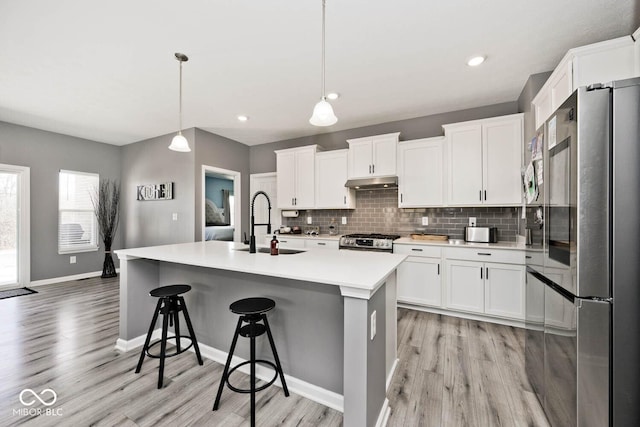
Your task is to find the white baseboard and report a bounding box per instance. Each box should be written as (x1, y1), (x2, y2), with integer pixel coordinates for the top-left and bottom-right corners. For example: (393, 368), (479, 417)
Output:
(375, 398), (391, 427)
(386, 358), (399, 392)
(30, 269), (120, 287)
(114, 333), (345, 413)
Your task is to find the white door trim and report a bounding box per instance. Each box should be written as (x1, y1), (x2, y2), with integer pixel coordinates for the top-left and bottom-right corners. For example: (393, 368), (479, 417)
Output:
(201, 165), (241, 242)
(0, 163), (30, 287)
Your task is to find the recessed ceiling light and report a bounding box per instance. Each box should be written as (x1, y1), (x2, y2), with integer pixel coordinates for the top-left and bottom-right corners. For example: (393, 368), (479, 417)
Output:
(237, 115), (249, 122)
(326, 92), (339, 100)
(467, 56), (486, 67)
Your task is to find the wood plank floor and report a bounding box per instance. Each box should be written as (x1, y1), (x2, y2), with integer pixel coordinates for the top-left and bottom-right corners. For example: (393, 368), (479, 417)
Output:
(0, 277), (549, 426)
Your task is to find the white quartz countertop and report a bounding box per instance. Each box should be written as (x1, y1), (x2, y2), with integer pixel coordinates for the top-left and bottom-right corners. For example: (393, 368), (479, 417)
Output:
(115, 240), (406, 295)
(394, 237), (526, 251)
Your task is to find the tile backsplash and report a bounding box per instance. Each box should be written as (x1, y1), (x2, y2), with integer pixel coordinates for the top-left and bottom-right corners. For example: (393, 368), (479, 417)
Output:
(281, 189), (522, 242)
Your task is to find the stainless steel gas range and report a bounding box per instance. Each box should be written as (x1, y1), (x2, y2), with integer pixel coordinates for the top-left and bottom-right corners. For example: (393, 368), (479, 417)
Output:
(338, 233), (400, 253)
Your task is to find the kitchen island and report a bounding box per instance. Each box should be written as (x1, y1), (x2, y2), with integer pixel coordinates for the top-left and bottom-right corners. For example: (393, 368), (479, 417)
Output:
(115, 240), (406, 427)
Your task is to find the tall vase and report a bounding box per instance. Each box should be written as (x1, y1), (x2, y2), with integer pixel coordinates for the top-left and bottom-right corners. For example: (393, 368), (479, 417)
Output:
(102, 244), (117, 278)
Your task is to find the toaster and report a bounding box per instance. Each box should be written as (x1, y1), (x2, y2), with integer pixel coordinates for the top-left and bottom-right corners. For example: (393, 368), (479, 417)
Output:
(464, 226), (498, 243)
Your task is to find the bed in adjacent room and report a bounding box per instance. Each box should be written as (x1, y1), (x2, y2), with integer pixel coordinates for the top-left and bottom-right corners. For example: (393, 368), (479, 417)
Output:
(205, 199), (234, 241)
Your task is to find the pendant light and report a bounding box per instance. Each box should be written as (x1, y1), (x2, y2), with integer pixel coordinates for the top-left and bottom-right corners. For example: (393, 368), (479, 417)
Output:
(309, 0), (337, 127)
(168, 52), (191, 152)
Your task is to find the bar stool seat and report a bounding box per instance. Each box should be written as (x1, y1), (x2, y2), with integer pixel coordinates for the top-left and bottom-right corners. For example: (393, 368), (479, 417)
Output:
(213, 297), (289, 426)
(135, 284), (203, 388)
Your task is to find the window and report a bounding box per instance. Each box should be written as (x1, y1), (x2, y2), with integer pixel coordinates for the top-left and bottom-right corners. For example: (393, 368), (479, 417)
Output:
(58, 170), (99, 254)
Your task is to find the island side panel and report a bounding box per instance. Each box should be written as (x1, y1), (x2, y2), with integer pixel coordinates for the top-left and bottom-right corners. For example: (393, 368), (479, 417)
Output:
(343, 282), (387, 427)
(385, 271), (398, 388)
(159, 262), (345, 395)
(118, 257), (160, 340)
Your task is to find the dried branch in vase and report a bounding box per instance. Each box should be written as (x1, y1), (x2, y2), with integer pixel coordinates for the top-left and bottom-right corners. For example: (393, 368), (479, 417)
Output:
(91, 179), (120, 278)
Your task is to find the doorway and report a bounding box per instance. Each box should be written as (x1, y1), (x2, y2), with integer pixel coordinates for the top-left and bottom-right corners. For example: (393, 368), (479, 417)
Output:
(0, 164), (30, 289)
(201, 165), (241, 242)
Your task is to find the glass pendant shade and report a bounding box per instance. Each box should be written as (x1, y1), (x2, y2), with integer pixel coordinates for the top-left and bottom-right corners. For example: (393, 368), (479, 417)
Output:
(309, 98), (337, 126)
(168, 132), (191, 152)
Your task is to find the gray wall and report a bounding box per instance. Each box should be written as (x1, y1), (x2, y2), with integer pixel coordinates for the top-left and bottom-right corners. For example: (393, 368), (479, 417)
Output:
(193, 128), (250, 241)
(121, 129), (196, 249)
(0, 121), (121, 281)
(250, 101), (518, 174)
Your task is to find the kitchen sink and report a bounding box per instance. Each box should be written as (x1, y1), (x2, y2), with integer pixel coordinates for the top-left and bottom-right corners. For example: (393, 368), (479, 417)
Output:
(235, 247), (305, 255)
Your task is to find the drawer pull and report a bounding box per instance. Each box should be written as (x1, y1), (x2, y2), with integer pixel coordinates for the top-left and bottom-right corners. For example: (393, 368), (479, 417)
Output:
(411, 248), (423, 252)
(317, 242), (326, 246)
(280, 240), (288, 243)
(525, 255), (532, 259)
(477, 252), (492, 256)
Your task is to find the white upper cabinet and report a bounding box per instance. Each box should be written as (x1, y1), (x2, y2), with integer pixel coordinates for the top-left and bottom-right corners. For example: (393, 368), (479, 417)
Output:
(315, 149), (355, 209)
(275, 145), (319, 209)
(397, 137), (445, 207)
(347, 132), (400, 178)
(444, 114), (523, 206)
(482, 117), (524, 205)
(533, 36), (636, 129)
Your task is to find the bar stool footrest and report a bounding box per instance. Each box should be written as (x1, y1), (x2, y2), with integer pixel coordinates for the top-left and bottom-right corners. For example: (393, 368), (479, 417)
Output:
(146, 335), (194, 359)
(226, 360), (279, 393)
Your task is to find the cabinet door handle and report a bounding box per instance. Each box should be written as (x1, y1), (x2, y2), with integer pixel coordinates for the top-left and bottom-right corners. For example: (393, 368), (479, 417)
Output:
(484, 190), (487, 201)
(479, 190), (482, 201)
(437, 264), (440, 275)
(480, 268), (483, 279)
(344, 195), (346, 204)
(486, 267), (489, 279)
(411, 248), (423, 252)
(477, 252), (492, 256)
(372, 164), (375, 174)
(369, 165), (372, 174)
(400, 193), (403, 203)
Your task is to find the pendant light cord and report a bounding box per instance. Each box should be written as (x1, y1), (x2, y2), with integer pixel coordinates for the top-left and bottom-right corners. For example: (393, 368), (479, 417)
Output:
(178, 59), (183, 134)
(321, 0), (326, 100)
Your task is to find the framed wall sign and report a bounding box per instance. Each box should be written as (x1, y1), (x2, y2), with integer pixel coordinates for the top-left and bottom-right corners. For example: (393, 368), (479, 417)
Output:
(137, 182), (173, 201)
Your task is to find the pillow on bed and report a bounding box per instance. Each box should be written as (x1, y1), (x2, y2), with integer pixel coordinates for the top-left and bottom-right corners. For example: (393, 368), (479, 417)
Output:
(205, 199), (227, 225)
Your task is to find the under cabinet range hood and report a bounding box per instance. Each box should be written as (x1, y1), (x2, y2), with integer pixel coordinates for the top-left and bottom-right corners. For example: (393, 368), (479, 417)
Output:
(344, 176), (398, 190)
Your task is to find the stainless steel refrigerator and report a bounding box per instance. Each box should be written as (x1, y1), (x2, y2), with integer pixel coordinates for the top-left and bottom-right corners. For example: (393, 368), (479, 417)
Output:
(525, 78), (640, 426)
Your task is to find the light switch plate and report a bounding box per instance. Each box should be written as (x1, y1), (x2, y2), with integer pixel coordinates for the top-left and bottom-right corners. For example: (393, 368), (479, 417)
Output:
(341, 216), (347, 225)
(70, 256), (76, 264)
(469, 217), (476, 226)
(172, 213), (178, 221)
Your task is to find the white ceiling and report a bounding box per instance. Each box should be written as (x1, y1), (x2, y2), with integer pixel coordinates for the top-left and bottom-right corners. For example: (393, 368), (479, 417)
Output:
(0, 1), (637, 146)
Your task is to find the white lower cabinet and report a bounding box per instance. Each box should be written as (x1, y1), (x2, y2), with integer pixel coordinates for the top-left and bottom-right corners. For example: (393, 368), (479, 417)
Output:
(394, 244), (442, 307)
(397, 257), (441, 307)
(272, 237), (305, 249)
(484, 263), (525, 319)
(445, 259), (485, 314)
(264, 236), (338, 250)
(396, 243), (526, 325)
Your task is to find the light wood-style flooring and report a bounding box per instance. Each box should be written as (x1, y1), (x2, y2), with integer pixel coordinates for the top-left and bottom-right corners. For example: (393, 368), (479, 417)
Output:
(0, 277), (549, 426)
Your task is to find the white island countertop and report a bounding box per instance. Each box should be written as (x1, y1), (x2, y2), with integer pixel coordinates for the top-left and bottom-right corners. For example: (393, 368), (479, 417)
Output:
(115, 240), (406, 297)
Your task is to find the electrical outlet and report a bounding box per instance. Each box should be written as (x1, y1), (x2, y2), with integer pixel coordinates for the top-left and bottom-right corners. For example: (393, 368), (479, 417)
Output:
(469, 217), (477, 227)
(421, 216), (429, 226)
(70, 256), (76, 264)
(307, 216), (312, 225)
(172, 213), (178, 221)
(370, 310), (377, 340)
(341, 216), (347, 225)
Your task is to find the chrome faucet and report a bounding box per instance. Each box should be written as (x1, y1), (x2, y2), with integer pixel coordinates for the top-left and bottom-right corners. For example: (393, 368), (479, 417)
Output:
(249, 191), (272, 253)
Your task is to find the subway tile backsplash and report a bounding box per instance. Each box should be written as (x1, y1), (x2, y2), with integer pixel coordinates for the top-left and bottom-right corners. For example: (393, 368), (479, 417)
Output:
(281, 189), (521, 242)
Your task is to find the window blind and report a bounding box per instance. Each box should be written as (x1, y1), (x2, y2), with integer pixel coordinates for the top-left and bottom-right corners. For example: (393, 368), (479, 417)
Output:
(58, 170), (99, 254)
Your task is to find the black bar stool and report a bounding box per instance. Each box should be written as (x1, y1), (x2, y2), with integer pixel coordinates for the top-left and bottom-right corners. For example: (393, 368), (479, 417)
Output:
(213, 297), (289, 426)
(135, 284), (203, 388)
